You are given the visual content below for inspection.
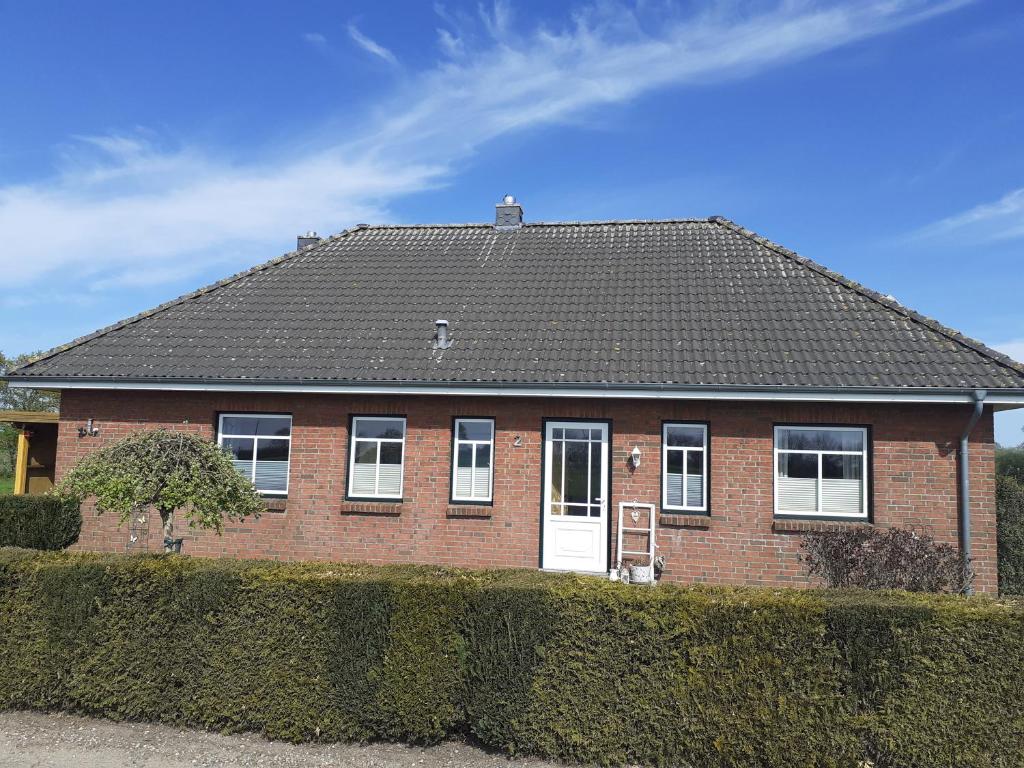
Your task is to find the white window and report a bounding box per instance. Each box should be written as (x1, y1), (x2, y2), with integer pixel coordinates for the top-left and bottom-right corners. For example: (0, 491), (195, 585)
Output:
(348, 417), (406, 499)
(662, 423), (708, 513)
(451, 418), (494, 503)
(774, 426), (868, 519)
(217, 414), (292, 495)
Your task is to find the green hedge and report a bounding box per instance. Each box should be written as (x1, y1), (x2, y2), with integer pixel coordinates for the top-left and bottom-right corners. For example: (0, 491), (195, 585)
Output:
(0, 495), (81, 550)
(1, 550), (1022, 767)
(998, 475), (1024, 595)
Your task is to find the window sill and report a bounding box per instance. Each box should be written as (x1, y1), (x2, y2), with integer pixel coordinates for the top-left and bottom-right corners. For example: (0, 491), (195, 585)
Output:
(659, 513), (711, 528)
(261, 497), (287, 513)
(446, 505), (493, 519)
(772, 518), (872, 533)
(340, 502), (403, 517)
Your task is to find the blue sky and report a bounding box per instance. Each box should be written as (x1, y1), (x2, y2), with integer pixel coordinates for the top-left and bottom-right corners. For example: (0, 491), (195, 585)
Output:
(1, 0), (1022, 443)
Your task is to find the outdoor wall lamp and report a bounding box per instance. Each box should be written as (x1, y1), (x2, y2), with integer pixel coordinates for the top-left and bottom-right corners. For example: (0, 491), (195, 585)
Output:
(78, 419), (99, 438)
(630, 445), (641, 468)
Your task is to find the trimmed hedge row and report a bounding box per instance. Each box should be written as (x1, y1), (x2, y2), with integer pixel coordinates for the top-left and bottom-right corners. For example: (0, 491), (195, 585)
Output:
(0, 495), (81, 550)
(1, 550), (1022, 767)
(998, 475), (1024, 595)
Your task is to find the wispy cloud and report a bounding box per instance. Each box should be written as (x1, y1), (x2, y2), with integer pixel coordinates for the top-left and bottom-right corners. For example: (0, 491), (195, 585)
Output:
(0, 0), (973, 294)
(303, 32), (327, 47)
(911, 187), (1024, 243)
(346, 22), (398, 65)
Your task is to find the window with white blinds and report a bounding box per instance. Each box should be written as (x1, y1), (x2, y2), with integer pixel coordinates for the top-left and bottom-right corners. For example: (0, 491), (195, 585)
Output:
(451, 418), (494, 503)
(348, 417), (406, 499)
(774, 426), (868, 519)
(662, 423), (708, 513)
(218, 414), (292, 495)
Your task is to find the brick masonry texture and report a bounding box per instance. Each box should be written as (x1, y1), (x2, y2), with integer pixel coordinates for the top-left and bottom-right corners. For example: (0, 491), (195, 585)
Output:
(56, 390), (998, 593)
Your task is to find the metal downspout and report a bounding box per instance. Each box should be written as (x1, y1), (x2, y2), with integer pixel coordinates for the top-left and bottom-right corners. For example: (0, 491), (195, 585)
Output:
(960, 389), (987, 595)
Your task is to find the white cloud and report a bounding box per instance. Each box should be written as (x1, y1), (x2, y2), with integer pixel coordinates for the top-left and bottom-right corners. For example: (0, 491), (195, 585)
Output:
(346, 22), (398, 65)
(912, 187), (1024, 243)
(0, 0), (972, 294)
(303, 32), (327, 46)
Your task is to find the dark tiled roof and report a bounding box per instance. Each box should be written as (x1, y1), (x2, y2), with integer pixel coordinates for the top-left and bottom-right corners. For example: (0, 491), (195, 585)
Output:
(10, 217), (1024, 390)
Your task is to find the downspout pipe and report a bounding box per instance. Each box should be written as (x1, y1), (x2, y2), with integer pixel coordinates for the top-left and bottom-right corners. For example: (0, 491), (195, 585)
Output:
(959, 389), (987, 595)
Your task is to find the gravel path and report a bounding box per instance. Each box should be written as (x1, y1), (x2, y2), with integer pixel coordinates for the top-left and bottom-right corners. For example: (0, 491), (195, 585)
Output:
(0, 711), (567, 768)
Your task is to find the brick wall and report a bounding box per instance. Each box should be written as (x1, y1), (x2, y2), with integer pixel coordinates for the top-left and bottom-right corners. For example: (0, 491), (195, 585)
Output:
(56, 390), (998, 592)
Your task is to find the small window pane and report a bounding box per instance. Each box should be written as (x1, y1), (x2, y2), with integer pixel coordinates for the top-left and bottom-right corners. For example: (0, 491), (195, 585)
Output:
(590, 442), (600, 500)
(222, 437), (254, 461)
(458, 420), (493, 441)
(552, 428), (564, 439)
(379, 442), (403, 466)
(565, 504), (589, 517)
(666, 450), (684, 475)
(255, 439), (289, 462)
(354, 441), (378, 464)
(686, 450), (703, 475)
(778, 453), (817, 479)
(666, 425), (703, 448)
(564, 441), (589, 504)
(550, 441), (563, 503)
(564, 428), (590, 440)
(822, 453), (862, 480)
(355, 419), (405, 439)
(457, 444), (473, 468)
(222, 416), (259, 435)
(778, 428), (862, 452)
(475, 443), (491, 469)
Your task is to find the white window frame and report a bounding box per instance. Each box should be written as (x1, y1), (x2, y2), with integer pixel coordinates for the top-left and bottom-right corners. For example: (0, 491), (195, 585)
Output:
(347, 416), (407, 500)
(773, 425), (869, 519)
(661, 422), (709, 513)
(451, 418), (495, 504)
(217, 413), (292, 496)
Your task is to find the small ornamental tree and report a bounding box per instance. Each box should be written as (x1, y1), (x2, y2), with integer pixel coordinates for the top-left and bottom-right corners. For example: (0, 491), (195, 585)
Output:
(56, 429), (264, 552)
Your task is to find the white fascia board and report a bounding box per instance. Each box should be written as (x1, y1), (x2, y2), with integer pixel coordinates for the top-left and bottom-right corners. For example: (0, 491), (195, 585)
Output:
(9, 378), (1024, 405)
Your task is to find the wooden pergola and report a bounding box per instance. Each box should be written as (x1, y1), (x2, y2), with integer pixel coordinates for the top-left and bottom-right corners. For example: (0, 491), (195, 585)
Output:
(0, 410), (59, 495)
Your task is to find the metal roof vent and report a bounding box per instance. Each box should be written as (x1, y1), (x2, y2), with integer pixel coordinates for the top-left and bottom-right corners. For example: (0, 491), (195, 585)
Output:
(297, 231), (321, 249)
(495, 194), (523, 230)
(434, 319), (452, 350)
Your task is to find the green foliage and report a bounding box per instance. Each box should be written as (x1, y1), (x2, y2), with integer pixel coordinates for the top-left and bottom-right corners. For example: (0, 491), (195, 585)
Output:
(1, 551), (1022, 767)
(0, 476), (12, 495)
(998, 476), (1024, 595)
(0, 351), (60, 412)
(997, 446), (1024, 484)
(0, 496), (81, 550)
(55, 429), (264, 534)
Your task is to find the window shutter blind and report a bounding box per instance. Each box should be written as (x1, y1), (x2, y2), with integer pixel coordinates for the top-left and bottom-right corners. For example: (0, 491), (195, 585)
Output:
(377, 464), (402, 496)
(821, 479), (861, 515)
(231, 459), (254, 480)
(473, 466), (490, 498)
(254, 461), (288, 492)
(778, 477), (817, 513)
(455, 466), (473, 498)
(352, 464), (377, 496)
(686, 475), (703, 508)
(666, 473), (684, 507)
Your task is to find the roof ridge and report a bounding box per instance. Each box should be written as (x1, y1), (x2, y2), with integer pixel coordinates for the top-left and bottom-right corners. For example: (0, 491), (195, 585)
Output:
(710, 216), (1024, 380)
(9, 225), (368, 376)
(358, 218), (714, 230)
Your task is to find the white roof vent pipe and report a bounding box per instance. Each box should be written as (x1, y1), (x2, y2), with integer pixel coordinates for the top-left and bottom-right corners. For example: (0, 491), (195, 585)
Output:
(434, 319), (452, 350)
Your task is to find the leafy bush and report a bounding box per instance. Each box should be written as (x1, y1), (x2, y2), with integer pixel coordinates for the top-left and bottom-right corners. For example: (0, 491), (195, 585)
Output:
(0, 496), (81, 550)
(801, 526), (971, 593)
(997, 446), (1024, 484)
(2, 550), (1023, 767)
(998, 476), (1024, 595)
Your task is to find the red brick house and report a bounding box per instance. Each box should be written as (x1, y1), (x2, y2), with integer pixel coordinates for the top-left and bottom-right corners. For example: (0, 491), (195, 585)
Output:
(8, 199), (1024, 591)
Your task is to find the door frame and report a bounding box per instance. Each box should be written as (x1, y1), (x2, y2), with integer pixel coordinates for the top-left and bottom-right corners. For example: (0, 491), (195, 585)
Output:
(537, 417), (613, 572)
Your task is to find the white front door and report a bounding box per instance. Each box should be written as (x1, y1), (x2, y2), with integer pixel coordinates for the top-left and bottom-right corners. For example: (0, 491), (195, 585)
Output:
(541, 421), (609, 573)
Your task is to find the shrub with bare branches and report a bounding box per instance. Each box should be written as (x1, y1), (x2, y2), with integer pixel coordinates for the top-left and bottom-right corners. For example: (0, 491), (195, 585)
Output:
(801, 526), (971, 593)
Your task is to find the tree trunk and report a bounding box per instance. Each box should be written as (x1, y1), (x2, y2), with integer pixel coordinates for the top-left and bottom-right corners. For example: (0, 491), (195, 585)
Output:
(160, 507), (175, 553)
